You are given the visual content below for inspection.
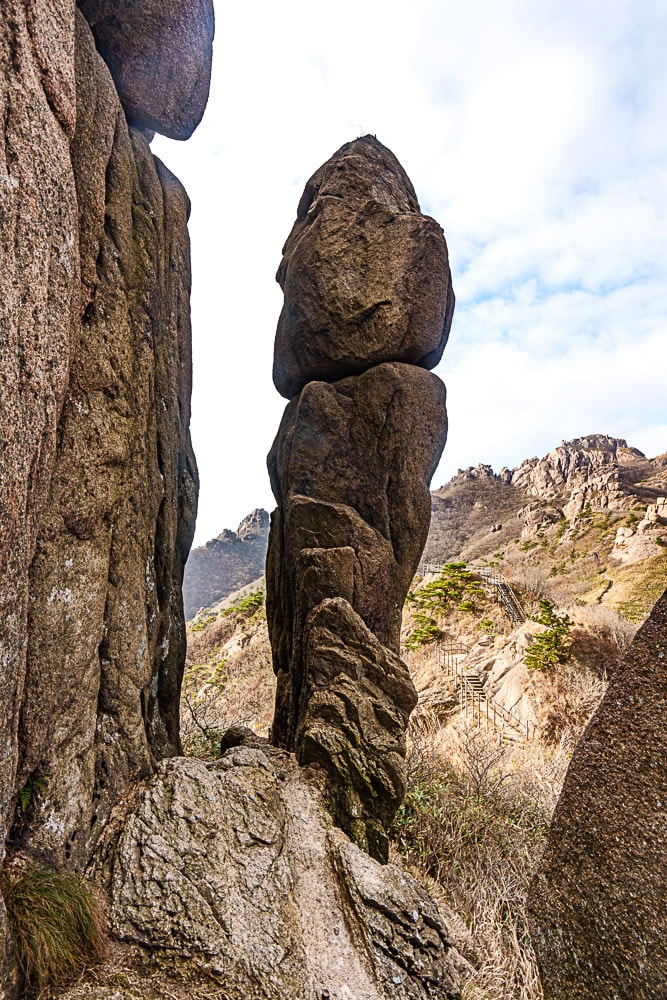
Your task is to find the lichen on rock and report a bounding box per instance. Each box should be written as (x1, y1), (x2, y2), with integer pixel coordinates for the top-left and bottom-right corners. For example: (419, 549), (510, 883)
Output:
(106, 747), (464, 1000)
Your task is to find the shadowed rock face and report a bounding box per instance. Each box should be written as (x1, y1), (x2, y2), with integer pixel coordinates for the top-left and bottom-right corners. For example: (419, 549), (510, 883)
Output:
(11, 14), (199, 869)
(0, 2), (79, 984)
(273, 135), (455, 399)
(528, 586), (667, 1000)
(267, 362), (447, 748)
(78, 0), (215, 139)
(1, 2), (205, 988)
(267, 138), (451, 860)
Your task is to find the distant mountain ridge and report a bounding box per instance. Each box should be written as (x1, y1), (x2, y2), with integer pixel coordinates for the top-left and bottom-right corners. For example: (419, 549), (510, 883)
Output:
(183, 508), (269, 618)
(184, 434), (667, 621)
(424, 433), (666, 566)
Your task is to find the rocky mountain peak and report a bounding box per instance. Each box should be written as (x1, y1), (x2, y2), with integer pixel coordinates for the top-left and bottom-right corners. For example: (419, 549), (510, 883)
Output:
(184, 511), (270, 617)
(237, 507), (270, 541)
(509, 433), (653, 517)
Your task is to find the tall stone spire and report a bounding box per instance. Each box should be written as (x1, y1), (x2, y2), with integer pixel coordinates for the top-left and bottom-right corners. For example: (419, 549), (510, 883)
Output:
(266, 135), (454, 861)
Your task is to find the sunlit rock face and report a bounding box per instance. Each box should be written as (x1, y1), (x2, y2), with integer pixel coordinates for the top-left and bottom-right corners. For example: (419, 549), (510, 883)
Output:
(267, 137), (452, 861)
(528, 586), (667, 999)
(1, 0), (206, 989)
(103, 746), (466, 1000)
(273, 135), (455, 400)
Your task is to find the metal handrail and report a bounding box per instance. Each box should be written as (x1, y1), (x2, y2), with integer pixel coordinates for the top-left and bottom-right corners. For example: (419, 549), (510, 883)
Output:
(434, 640), (537, 741)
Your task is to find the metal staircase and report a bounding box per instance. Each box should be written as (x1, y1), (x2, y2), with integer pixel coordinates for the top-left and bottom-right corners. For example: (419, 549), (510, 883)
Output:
(418, 563), (526, 624)
(434, 642), (536, 743)
(413, 565), (534, 741)
(475, 567), (526, 624)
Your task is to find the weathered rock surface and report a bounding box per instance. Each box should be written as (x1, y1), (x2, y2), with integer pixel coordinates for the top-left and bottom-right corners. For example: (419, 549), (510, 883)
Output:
(511, 434), (651, 518)
(423, 435), (667, 569)
(8, 12), (198, 873)
(1, 1), (204, 988)
(0, 1), (79, 982)
(273, 136), (454, 399)
(297, 598), (418, 862)
(267, 139), (450, 860)
(459, 625), (542, 730)
(78, 0), (215, 139)
(267, 362), (447, 754)
(107, 749), (464, 1000)
(183, 508), (270, 619)
(528, 586), (667, 999)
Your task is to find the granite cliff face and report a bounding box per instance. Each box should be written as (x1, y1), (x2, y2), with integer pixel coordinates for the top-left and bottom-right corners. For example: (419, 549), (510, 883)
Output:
(183, 508), (270, 618)
(425, 434), (665, 566)
(424, 435), (667, 621)
(0, 0), (210, 989)
(267, 137), (451, 860)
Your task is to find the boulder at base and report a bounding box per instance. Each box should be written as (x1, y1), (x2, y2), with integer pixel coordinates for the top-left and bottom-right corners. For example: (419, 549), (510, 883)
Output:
(107, 747), (465, 1000)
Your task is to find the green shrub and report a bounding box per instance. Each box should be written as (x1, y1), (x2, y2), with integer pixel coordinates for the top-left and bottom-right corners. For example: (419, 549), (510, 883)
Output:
(405, 564), (485, 648)
(221, 589), (265, 622)
(189, 612), (216, 632)
(1, 861), (105, 994)
(525, 599), (572, 671)
(404, 610), (443, 650)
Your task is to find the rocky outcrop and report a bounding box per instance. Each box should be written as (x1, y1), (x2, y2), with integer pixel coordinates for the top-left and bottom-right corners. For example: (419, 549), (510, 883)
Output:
(183, 508), (270, 618)
(272, 136), (454, 400)
(77, 0), (214, 139)
(424, 434), (667, 566)
(511, 434), (652, 518)
(11, 13), (199, 871)
(105, 747), (464, 1000)
(297, 599), (418, 861)
(528, 586), (667, 999)
(267, 137), (450, 860)
(1, 0), (208, 988)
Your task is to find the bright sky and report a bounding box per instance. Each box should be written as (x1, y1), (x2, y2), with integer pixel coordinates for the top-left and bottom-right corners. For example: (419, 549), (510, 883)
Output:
(153, 0), (667, 547)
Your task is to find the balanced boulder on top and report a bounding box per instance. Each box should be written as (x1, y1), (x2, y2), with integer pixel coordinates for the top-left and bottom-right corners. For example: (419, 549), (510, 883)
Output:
(78, 0), (215, 139)
(273, 135), (455, 399)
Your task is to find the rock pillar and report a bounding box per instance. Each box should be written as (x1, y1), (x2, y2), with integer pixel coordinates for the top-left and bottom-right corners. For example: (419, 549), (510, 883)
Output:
(1, 0), (211, 989)
(266, 136), (453, 861)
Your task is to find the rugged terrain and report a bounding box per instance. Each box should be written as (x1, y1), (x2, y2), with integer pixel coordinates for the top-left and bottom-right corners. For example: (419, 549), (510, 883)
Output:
(182, 509), (269, 618)
(175, 432), (666, 999)
(425, 434), (667, 620)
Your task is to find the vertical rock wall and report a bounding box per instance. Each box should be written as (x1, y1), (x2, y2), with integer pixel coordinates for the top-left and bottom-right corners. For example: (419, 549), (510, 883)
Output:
(0, 0), (211, 988)
(267, 137), (453, 861)
(0, 2), (79, 983)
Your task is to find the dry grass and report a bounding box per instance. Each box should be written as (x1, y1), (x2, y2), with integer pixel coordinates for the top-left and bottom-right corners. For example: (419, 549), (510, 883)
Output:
(392, 719), (571, 1000)
(182, 589), (275, 758)
(1, 858), (106, 996)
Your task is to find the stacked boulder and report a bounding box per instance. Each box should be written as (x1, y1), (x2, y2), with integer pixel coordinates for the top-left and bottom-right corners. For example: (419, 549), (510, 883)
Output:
(266, 136), (454, 861)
